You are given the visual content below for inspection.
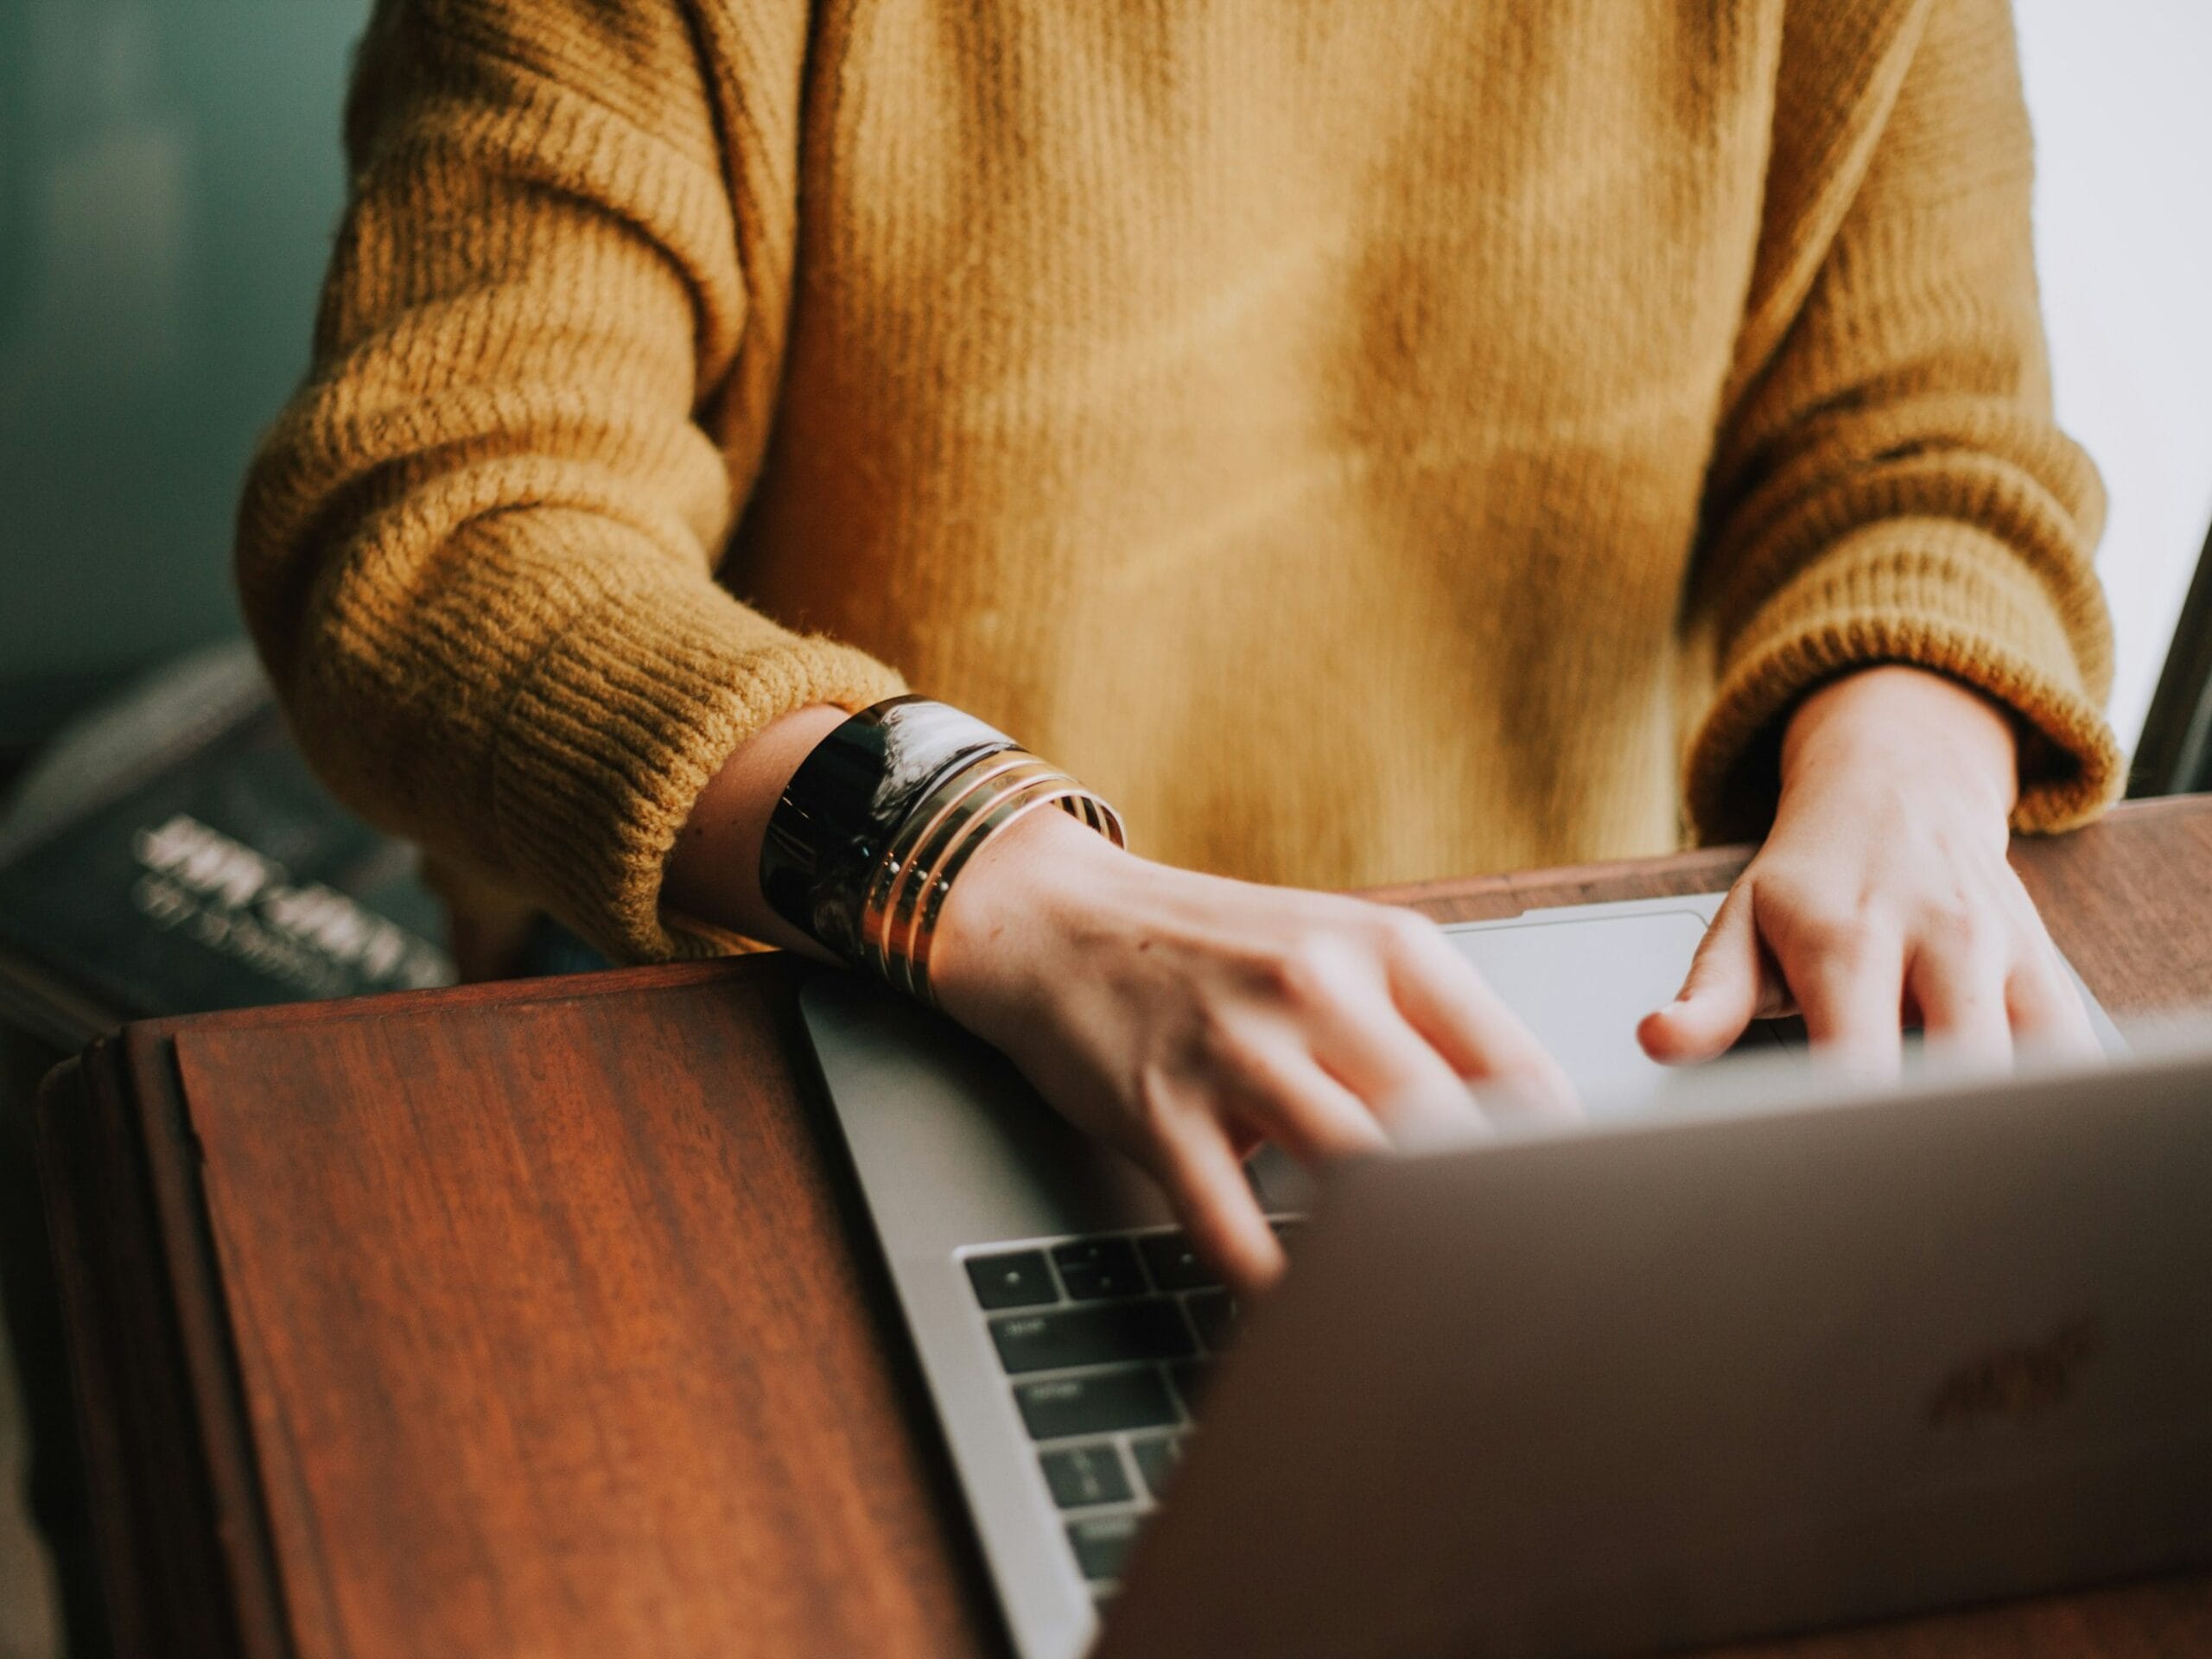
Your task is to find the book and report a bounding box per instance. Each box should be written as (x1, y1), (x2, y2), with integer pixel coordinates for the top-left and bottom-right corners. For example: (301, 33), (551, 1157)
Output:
(0, 642), (454, 1049)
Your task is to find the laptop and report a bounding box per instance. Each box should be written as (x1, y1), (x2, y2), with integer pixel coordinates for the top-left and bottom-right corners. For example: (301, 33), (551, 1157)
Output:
(797, 893), (2204, 1658)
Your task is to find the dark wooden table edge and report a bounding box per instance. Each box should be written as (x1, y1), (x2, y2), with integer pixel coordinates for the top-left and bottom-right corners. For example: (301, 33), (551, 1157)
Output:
(36, 1031), (295, 1659)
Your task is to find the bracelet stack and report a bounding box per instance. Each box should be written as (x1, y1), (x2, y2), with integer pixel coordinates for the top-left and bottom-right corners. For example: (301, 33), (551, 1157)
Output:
(759, 697), (1124, 1004)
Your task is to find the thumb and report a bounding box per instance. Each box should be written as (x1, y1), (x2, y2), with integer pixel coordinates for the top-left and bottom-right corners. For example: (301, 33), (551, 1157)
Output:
(1639, 886), (1767, 1064)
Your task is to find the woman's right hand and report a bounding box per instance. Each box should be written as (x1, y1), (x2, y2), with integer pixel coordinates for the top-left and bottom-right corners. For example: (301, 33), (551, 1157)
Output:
(930, 810), (1575, 1296)
(663, 702), (1573, 1297)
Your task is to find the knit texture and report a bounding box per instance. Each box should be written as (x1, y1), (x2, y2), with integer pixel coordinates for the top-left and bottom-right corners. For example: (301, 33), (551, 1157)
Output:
(238, 0), (2120, 962)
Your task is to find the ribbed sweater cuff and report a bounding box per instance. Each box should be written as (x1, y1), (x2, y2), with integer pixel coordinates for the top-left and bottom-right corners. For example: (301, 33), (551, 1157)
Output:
(1687, 522), (2123, 844)
(488, 580), (906, 962)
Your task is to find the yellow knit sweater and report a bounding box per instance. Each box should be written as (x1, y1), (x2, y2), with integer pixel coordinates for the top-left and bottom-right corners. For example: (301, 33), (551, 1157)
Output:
(238, 0), (2120, 963)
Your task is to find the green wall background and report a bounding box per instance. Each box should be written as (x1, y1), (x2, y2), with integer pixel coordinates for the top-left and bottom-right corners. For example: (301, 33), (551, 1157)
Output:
(0, 0), (372, 753)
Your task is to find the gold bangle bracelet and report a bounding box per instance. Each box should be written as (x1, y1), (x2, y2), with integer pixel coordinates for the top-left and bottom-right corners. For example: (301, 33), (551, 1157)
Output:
(881, 767), (1072, 998)
(905, 783), (1121, 1006)
(861, 754), (1065, 984)
(889, 771), (1079, 999)
(854, 746), (1123, 1003)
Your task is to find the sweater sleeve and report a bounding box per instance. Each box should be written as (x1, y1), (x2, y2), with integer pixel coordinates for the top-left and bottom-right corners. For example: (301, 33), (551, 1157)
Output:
(234, 0), (903, 963)
(1682, 0), (2120, 845)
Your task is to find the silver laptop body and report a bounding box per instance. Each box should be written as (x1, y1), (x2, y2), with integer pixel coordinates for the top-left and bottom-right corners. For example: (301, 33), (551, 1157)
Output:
(798, 893), (2175, 1659)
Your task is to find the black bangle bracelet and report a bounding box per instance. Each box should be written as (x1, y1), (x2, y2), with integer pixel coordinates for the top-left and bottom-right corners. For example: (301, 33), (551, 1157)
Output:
(759, 696), (1016, 963)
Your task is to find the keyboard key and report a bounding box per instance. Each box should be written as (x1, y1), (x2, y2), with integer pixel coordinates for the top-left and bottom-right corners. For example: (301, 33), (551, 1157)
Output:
(1167, 1359), (1211, 1418)
(990, 1300), (1196, 1375)
(965, 1249), (1058, 1310)
(1137, 1231), (1220, 1292)
(1185, 1288), (1238, 1353)
(1039, 1442), (1132, 1508)
(1068, 1513), (1142, 1582)
(1053, 1238), (1145, 1300)
(1015, 1368), (1179, 1440)
(1130, 1433), (1185, 1500)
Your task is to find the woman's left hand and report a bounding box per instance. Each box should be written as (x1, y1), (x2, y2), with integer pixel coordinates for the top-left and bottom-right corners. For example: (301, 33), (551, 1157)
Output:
(1639, 664), (2100, 1075)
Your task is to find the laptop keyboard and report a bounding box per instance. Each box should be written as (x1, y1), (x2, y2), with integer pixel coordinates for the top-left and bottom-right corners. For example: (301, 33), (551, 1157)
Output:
(962, 1220), (1299, 1602)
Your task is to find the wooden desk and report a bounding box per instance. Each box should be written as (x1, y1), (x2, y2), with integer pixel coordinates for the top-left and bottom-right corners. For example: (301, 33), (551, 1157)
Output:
(37, 798), (2212, 1659)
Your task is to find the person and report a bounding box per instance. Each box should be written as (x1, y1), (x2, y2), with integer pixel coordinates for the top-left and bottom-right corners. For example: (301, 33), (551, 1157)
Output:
(237, 0), (2120, 1295)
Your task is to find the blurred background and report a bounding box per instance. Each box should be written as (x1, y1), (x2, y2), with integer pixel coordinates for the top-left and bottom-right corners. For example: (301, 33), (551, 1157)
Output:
(0, 3), (2208, 1657)
(0, 0), (372, 764)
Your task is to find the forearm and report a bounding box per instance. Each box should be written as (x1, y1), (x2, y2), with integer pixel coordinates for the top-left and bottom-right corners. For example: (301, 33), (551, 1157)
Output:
(661, 703), (854, 957)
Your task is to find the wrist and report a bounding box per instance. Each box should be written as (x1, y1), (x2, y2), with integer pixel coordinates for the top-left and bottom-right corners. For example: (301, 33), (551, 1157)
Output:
(728, 694), (1127, 999)
(1780, 665), (2018, 820)
(663, 702), (851, 955)
(931, 807), (1131, 1022)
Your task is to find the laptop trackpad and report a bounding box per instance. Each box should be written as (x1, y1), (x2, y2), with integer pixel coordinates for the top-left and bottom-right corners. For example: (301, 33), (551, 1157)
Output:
(1451, 907), (1759, 1116)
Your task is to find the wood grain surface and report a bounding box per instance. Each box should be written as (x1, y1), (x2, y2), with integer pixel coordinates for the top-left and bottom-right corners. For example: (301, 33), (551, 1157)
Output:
(37, 798), (2212, 1659)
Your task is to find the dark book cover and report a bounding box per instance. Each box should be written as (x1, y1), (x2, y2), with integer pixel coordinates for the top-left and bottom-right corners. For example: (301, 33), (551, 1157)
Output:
(0, 645), (454, 1047)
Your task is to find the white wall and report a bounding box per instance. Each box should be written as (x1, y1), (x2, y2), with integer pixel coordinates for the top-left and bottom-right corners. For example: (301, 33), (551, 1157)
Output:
(2015, 0), (2212, 751)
